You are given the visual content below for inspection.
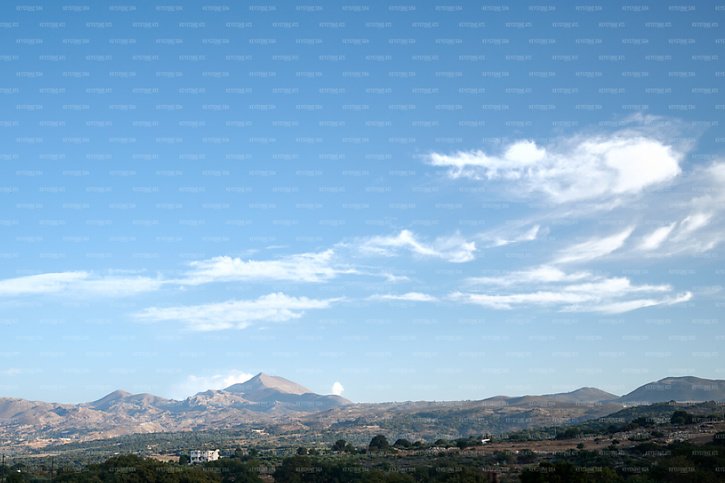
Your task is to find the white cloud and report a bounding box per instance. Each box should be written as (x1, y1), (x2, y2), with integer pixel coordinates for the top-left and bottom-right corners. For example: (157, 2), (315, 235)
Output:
(181, 250), (352, 284)
(676, 213), (712, 238)
(428, 134), (682, 203)
(429, 140), (545, 176)
(652, 162), (725, 254)
(370, 292), (438, 302)
(0, 272), (87, 296)
(569, 292), (693, 314)
(331, 381), (344, 396)
(359, 230), (476, 263)
(554, 227), (634, 264)
(135, 292), (337, 331)
(452, 269), (689, 314)
(381, 273), (411, 283)
(170, 370), (254, 399)
(563, 277), (670, 295)
(613, 162), (725, 257)
(467, 266), (590, 286)
(638, 224), (676, 251)
(451, 290), (585, 310)
(488, 225), (541, 247)
(0, 251), (350, 299)
(0, 271), (163, 297)
(637, 214), (720, 258)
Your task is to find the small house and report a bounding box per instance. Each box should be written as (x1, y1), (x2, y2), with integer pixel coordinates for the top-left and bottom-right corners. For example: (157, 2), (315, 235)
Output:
(189, 449), (220, 464)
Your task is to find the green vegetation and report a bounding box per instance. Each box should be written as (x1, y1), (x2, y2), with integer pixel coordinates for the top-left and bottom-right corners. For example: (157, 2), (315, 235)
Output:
(505, 401), (724, 442)
(393, 438), (412, 449)
(272, 455), (498, 483)
(3, 401), (724, 481)
(3, 432), (725, 482)
(0, 454), (262, 482)
(670, 409), (694, 425)
(521, 462), (619, 482)
(368, 434), (391, 451)
(331, 439), (356, 453)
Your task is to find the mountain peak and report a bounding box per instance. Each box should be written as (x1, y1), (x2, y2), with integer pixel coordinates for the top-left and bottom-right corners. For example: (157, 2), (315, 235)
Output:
(568, 387), (618, 399)
(100, 389), (131, 400)
(225, 373), (311, 396)
(657, 375), (709, 384)
(88, 389), (132, 410)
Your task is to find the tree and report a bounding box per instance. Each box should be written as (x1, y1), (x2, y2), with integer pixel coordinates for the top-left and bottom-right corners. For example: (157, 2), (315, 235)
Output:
(671, 410), (694, 425)
(369, 434), (390, 451)
(521, 462), (621, 483)
(393, 438), (412, 448)
(332, 439), (347, 452)
(206, 458), (264, 483)
(297, 446), (308, 455)
(178, 454), (190, 465)
(555, 427), (581, 440)
(516, 449), (537, 464)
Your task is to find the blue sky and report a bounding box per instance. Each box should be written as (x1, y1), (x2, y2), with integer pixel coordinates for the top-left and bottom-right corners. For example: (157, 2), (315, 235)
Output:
(1, 1), (724, 404)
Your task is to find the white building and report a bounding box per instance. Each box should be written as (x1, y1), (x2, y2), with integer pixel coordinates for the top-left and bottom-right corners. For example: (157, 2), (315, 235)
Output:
(189, 449), (220, 464)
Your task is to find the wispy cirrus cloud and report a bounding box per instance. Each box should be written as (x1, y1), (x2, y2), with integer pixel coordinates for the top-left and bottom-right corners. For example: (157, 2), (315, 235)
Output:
(0, 249), (358, 300)
(675, 213), (712, 240)
(484, 224), (541, 248)
(452, 274), (691, 314)
(567, 293), (693, 314)
(369, 292), (438, 302)
(180, 249), (354, 284)
(553, 227), (634, 264)
(629, 160), (725, 256)
(358, 230), (476, 263)
(135, 292), (338, 331)
(650, 213), (721, 256)
(466, 266), (590, 287)
(634, 212), (713, 254)
(0, 272), (86, 296)
(428, 133), (683, 204)
(0, 272), (163, 297)
(638, 223), (677, 251)
(536, 161), (723, 260)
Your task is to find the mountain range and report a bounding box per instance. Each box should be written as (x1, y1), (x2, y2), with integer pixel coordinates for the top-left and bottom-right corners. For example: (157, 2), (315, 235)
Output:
(1, 374), (723, 451)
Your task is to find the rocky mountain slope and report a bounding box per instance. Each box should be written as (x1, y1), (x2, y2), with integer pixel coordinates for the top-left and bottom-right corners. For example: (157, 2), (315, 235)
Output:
(619, 376), (725, 404)
(0, 373), (349, 445)
(1, 374), (723, 451)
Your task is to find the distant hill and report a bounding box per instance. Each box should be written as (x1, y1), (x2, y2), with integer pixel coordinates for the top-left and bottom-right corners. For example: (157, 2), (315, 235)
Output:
(491, 387), (618, 407)
(2, 374), (724, 451)
(87, 390), (176, 412)
(619, 376), (725, 404)
(0, 372), (351, 447)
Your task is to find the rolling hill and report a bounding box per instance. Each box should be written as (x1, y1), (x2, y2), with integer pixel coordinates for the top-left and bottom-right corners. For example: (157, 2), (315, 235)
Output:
(2, 374), (724, 452)
(619, 376), (725, 404)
